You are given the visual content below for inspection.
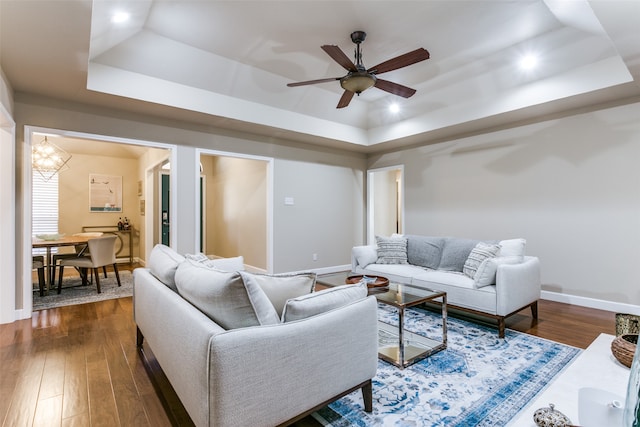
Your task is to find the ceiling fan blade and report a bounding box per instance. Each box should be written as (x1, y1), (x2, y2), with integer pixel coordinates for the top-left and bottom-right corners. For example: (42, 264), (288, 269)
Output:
(374, 79), (417, 98)
(368, 48), (430, 75)
(321, 45), (358, 72)
(337, 90), (355, 109)
(287, 77), (341, 87)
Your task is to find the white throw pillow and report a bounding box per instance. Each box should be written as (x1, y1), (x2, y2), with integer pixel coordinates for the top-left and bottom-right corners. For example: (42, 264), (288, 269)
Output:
(185, 253), (245, 272)
(353, 245), (378, 268)
(148, 244), (185, 292)
(175, 259), (279, 329)
(281, 282), (367, 323)
(463, 242), (501, 279)
(498, 238), (526, 259)
(376, 235), (408, 264)
(239, 271), (316, 316)
(474, 256), (523, 288)
(212, 256), (245, 272)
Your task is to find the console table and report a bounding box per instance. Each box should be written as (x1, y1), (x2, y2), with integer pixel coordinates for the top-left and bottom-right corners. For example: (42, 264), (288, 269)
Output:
(82, 225), (134, 264)
(507, 333), (630, 426)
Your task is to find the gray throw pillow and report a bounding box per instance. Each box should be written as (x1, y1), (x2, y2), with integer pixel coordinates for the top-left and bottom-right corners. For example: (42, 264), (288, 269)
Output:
(376, 235), (408, 264)
(438, 237), (480, 272)
(406, 235), (444, 269)
(239, 271), (316, 316)
(281, 282), (367, 323)
(175, 259), (279, 329)
(463, 242), (501, 279)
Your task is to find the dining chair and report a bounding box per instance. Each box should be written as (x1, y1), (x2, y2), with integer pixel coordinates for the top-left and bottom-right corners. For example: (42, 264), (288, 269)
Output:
(32, 255), (46, 296)
(50, 232), (104, 284)
(57, 235), (121, 294)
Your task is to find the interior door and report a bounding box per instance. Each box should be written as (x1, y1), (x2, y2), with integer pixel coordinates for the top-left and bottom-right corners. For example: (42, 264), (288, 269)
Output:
(161, 173), (170, 246)
(199, 175), (205, 252)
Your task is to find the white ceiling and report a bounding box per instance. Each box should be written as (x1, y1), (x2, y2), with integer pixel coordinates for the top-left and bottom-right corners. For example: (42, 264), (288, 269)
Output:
(2, 0), (640, 153)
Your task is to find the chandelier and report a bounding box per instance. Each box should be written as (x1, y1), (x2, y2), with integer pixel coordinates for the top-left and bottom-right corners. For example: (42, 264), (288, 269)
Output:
(32, 136), (72, 181)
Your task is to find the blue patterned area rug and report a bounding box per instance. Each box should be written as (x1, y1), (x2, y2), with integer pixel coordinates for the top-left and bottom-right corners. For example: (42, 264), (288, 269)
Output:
(314, 304), (581, 427)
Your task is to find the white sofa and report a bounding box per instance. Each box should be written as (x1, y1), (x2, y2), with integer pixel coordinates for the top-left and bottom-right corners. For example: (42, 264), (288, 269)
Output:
(134, 245), (379, 427)
(352, 235), (541, 338)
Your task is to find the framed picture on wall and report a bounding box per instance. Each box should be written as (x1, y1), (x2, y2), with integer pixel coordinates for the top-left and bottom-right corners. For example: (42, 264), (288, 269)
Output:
(89, 174), (123, 212)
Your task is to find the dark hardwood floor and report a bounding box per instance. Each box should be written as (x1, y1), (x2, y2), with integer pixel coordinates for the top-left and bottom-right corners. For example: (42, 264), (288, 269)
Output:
(1, 269), (617, 426)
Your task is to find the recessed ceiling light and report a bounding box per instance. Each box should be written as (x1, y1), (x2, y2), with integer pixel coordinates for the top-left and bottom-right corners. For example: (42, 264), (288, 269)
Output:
(111, 11), (130, 24)
(389, 103), (400, 113)
(519, 54), (538, 70)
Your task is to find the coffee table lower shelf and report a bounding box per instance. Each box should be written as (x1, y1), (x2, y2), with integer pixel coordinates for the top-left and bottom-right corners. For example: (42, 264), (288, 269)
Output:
(378, 321), (446, 368)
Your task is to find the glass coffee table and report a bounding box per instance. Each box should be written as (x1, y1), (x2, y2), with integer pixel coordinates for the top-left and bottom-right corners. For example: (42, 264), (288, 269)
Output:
(317, 272), (447, 369)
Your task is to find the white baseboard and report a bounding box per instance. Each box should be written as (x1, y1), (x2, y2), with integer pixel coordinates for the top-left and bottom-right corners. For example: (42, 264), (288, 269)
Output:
(288, 264), (351, 276)
(541, 290), (640, 315)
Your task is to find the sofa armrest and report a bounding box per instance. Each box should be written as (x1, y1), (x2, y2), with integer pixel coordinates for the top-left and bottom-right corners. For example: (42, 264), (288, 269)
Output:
(207, 296), (379, 427)
(133, 268), (226, 427)
(495, 256), (541, 316)
(352, 244), (378, 270)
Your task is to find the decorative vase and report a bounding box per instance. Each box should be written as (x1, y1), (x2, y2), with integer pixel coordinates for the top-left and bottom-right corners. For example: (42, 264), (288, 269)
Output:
(533, 403), (571, 427)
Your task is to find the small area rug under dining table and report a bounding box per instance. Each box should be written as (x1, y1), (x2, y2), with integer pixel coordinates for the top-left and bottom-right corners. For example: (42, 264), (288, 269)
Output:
(314, 304), (581, 427)
(32, 270), (133, 311)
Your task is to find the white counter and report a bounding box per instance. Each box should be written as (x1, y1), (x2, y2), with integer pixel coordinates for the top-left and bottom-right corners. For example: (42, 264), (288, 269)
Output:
(508, 333), (631, 426)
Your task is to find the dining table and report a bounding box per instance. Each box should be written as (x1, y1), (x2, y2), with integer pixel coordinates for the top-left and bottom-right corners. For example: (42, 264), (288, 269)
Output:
(32, 235), (93, 290)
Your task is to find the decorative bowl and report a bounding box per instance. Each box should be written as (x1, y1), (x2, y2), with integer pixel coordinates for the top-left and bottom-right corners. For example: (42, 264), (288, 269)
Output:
(346, 274), (389, 288)
(35, 233), (65, 241)
(611, 334), (638, 368)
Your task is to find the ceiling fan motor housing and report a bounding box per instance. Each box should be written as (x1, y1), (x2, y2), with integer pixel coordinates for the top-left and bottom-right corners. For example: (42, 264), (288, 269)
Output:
(350, 31), (366, 44)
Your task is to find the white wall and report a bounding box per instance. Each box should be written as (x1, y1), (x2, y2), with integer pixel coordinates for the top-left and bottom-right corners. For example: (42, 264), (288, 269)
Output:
(0, 67), (16, 324)
(370, 101), (640, 307)
(274, 159), (364, 272)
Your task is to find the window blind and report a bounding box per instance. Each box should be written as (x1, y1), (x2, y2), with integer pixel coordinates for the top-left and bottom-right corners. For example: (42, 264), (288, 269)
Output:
(32, 172), (58, 255)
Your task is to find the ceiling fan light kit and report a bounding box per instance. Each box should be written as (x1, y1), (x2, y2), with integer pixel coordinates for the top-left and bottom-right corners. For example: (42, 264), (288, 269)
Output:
(340, 73), (376, 93)
(287, 30), (430, 108)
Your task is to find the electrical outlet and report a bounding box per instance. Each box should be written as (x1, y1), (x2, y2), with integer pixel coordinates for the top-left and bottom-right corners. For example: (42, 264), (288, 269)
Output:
(312, 253), (318, 261)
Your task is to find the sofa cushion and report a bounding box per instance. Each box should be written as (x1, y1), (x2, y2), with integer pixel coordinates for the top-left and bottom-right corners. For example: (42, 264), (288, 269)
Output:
(413, 270), (476, 289)
(438, 237), (480, 272)
(239, 271), (316, 316)
(474, 256), (524, 288)
(376, 235), (408, 264)
(174, 259), (279, 329)
(148, 244), (185, 292)
(463, 242), (501, 279)
(281, 282), (367, 323)
(499, 238), (526, 259)
(185, 252), (245, 272)
(406, 235), (444, 269)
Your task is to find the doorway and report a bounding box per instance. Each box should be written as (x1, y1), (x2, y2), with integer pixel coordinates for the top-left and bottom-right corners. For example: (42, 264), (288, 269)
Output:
(161, 172), (170, 246)
(160, 170), (206, 252)
(23, 126), (174, 314)
(367, 166), (404, 244)
(199, 150), (272, 273)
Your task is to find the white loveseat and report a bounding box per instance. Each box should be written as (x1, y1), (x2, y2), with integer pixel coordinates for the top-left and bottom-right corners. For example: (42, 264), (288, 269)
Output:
(352, 235), (541, 337)
(134, 244), (379, 427)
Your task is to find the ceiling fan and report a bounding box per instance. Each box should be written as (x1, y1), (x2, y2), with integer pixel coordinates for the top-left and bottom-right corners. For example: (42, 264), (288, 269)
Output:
(287, 31), (430, 109)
